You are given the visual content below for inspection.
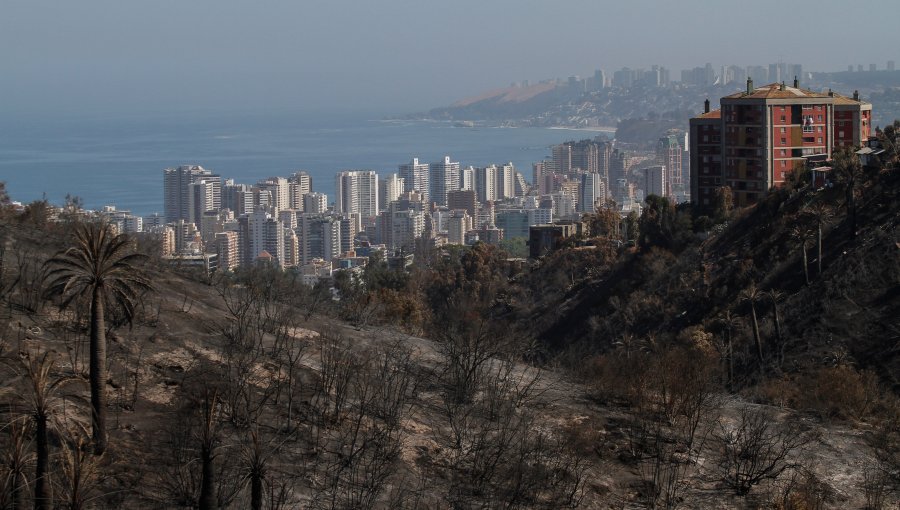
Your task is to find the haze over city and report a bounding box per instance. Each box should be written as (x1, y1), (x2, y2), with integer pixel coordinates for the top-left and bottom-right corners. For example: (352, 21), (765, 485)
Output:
(3, 0), (899, 115)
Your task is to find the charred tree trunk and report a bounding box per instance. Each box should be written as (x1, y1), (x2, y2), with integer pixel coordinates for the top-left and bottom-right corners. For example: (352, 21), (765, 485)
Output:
(34, 413), (51, 510)
(199, 444), (216, 510)
(90, 286), (108, 455)
(750, 303), (764, 367)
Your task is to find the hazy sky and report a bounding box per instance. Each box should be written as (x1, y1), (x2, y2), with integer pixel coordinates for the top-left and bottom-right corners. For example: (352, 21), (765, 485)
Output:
(2, 0), (897, 116)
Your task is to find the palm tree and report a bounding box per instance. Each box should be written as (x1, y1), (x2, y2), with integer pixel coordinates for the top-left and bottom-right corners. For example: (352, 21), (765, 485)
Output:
(790, 225), (812, 285)
(45, 221), (152, 455)
(766, 289), (785, 367)
(740, 283), (765, 367)
(5, 351), (85, 510)
(0, 417), (32, 510)
(716, 311), (742, 389)
(803, 203), (832, 278)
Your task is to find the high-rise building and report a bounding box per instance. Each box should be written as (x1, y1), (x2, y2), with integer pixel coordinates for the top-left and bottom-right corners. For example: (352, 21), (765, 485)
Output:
(657, 134), (684, 197)
(447, 210), (472, 245)
(579, 172), (605, 213)
(289, 171), (312, 210)
(447, 189), (477, 218)
(495, 163), (516, 200)
(335, 170), (379, 219)
(215, 231), (241, 271)
(398, 157), (430, 204)
(552, 144), (572, 175)
(164, 165), (220, 223)
(283, 229), (300, 268)
(299, 214), (341, 264)
(460, 166), (475, 191)
(390, 210), (425, 252)
(248, 209), (285, 267)
(644, 165), (667, 198)
(429, 156), (461, 207)
(475, 165), (498, 204)
(303, 192), (328, 214)
(495, 209), (530, 239)
(188, 177), (220, 225)
(222, 181), (252, 216)
(257, 177), (290, 214)
(378, 174), (404, 211)
(689, 80), (872, 210)
(339, 215), (360, 254)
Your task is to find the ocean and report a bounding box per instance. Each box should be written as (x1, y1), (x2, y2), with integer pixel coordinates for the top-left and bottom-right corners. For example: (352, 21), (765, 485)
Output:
(0, 109), (610, 216)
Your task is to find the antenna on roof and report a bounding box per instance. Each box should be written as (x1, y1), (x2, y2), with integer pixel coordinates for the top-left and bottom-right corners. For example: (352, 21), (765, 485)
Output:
(746, 77), (753, 95)
(853, 90), (860, 101)
(793, 76), (799, 88)
(704, 98), (710, 114)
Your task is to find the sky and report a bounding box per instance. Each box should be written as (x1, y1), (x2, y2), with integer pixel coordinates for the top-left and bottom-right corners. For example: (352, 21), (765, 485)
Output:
(2, 0), (898, 116)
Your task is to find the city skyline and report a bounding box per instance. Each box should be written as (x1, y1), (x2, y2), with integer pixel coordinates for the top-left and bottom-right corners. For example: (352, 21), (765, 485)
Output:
(3, 0), (898, 115)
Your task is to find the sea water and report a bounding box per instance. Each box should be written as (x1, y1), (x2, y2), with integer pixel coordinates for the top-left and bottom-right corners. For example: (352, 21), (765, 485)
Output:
(0, 109), (609, 216)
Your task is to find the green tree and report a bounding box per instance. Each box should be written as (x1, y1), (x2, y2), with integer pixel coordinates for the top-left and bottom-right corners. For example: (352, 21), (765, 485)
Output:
(45, 221), (152, 455)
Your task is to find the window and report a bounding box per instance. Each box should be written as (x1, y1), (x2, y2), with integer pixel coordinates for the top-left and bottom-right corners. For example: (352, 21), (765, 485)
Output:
(781, 160), (786, 167)
(817, 126), (823, 132)
(817, 137), (823, 143)
(839, 131), (845, 138)
(780, 127), (786, 133)
(818, 115), (823, 121)
(780, 115), (786, 122)
(702, 135), (709, 142)
(781, 149), (787, 156)
(781, 138), (787, 145)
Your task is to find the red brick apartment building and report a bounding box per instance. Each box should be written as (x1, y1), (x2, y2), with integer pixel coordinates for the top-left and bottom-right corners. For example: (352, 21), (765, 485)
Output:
(690, 78), (872, 210)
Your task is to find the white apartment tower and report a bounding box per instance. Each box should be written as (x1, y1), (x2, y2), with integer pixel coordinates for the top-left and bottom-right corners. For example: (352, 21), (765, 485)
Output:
(379, 174), (405, 211)
(429, 156), (461, 207)
(461, 166), (475, 191)
(289, 171), (312, 210)
(257, 177), (291, 214)
(303, 192), (328, 214)
(447, 210), (472, 245)
(335, 170), (379, 219)
(495, 163), (517, 200)
(475, 165), (498, 204)
(248, 209), (285, 267)
(398, 158), (430, 204)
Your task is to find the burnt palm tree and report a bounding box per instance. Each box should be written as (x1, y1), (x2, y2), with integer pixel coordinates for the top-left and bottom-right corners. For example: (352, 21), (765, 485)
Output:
(0, 417), (33, 510)
(740, 283), (765, 367)
(716, 310), (742, 389)
(803, 203), (832, 278)
(4, 351), (85, 510)
(790, 225), (812, 286)
(45, 221), (152, 455)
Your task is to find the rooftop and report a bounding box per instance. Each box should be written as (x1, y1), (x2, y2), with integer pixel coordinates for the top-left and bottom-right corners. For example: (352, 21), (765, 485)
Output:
(693, 109), (722, 120)
(723, 83), (832, 100)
